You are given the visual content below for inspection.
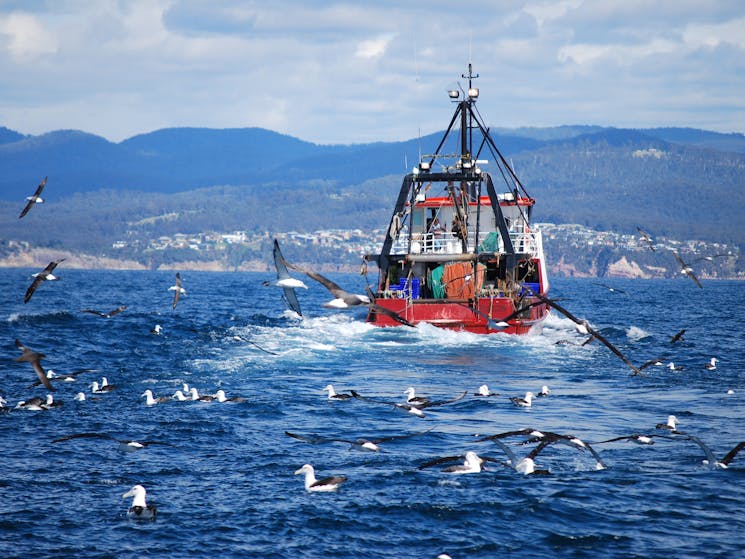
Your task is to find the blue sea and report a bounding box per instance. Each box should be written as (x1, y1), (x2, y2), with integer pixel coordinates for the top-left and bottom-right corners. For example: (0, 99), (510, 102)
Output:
(1, 269), (743, 558)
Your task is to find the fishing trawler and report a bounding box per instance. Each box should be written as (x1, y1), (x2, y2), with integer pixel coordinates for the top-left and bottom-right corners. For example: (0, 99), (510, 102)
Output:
(363, 65), (550, 334)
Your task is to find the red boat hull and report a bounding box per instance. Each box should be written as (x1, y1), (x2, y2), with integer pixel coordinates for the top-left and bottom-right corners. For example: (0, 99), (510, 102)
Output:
(367, 296), (550, 334)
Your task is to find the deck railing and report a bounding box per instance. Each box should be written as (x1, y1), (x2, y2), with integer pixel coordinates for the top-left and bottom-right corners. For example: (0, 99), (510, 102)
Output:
(391, 228), (543, 258)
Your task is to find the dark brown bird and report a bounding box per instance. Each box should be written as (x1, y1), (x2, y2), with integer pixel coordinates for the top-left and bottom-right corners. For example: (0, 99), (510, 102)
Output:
(24, 259), (64, 303)
(14, 339), (54, 391)
(18, 176), (47, 219)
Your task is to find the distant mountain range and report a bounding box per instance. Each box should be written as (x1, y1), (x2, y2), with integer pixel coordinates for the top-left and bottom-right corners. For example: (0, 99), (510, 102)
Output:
(1, 122), (744, 262)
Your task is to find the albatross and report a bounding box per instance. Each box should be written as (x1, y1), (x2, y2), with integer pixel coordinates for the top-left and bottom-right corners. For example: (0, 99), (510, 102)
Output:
(81, 306), (127, 318)
(141, 390), (169, 406)
(263, 239), (305, 316)
(672, 250), (703, 288)
(122, 484), (157, 520)
(285, 427), (432, 452)
(294, 464), (347, 492)
(53, 432), (173, 450)
(323, 384), (353, 400)
(169, 272), (186, 309)
(18, 176), (48, 219)
(418, 451), (492, 474)
(24, 259), (65, 303)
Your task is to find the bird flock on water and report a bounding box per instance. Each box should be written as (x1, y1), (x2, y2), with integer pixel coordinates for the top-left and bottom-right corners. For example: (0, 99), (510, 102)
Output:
(5, 177), (740, 528)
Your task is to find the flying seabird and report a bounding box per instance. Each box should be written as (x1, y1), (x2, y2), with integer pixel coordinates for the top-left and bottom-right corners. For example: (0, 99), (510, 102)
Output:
(24, 259), (65, 303)
(168, 272), (186, 309)
(294, 464), (347, 492)
(526, 291), (642, 375)
(122, 485), (157, 520)
(53, 432), (172, 450)
(14, 339), (54, 391)
(350, 390), (426, 417)
(419, 451), (493, 474)
(486, 438), (551, 475)
(672, 250), (703, 288)
(474, 384), (499, 397)
(81, 306), (127, 318)
(141, 390), (169, 406)
(636, 226), (656, 251)
(677, 435), (745, 469)
(594, 282), (626, 294)
(286, 264), (370, 308)
(592, 434), (660, 446)
(285, 428), (432, 452)
(704, 357), (718, 371)
(638, 358), (666, 371)
(323, 384), (353, 401)
(670, 329), (686, 344)
(264, 239), (304, 316)
(214, 390), (246, 403)
(18, 176), (48, 219)
(510, 391), (535, 407)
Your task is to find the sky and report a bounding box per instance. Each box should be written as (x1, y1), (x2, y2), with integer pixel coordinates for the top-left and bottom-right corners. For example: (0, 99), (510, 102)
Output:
(0, 0), (743, 145)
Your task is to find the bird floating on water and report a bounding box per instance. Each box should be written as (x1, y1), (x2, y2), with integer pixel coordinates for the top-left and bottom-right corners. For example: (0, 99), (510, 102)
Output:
(214, 389), (246, 403)
(122, 485), (157, 520)
(704, 357), (718, 371)
(419, 451), (491, 474)
(142, 390), (169, 406)
(323, 384), (353, 400)
(510, 391), (535, 407)
(474, 384), (499, 397)
(655, 415), (681, 433)
(18, 176), (47, 219)
(294, 464), (347, 492)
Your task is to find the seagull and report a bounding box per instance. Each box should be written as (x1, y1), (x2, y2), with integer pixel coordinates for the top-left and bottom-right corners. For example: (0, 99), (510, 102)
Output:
(141, 390), (169, 406)
(419, 451), (493, 474)
(168, 272), (186, 309)
(14, 339), (54, 391)
(214, 390), (246, 403)
(294, 464), (347, 492)
(474, 384), (499, 397)
(18, 176), (47, 219)
(636, 226), (656, 251)
(323, 384), (353, 401)
(53, 432), (173, 450)
(122, 485), (157, 520)
(672, 250), (703, 288)
(285, 428), (433, 452)
(81, 306), (127, 318)
(24, 259), (65, 303)
(704, 357), (718, 371)
(264, 239), (303, 316)
(510, 391), (535, 407)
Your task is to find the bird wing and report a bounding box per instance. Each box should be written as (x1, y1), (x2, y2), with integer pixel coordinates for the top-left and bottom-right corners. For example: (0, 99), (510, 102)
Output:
(368, 303), (416, 327)
(371, 427), (435, 444)
(285, 431), (334, 444)
(419, 390), (468, 409)
(81, 309), (107, 317)
(285, 262), (345, 297)
(107, 305), (128, 317)
(24, 274), (46, 303)
(720, 441), (745, 466)
(672, 250), (688, 269)
(670, 329), (686, 343)
(172, 273), (182, 308)
(272, 240), (302, 316)
(638, 357), (667, 371)
(418, 455), (464, 470)
(474, 428), (541, 443)
(52, 432), (118, 443)
(680, 434), (719, 467)
(686, 269), (703, 289)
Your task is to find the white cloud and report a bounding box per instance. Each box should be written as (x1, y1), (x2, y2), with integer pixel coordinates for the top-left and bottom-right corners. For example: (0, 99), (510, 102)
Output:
(355, 34), (394, 59)
(0, 12), (57, 59)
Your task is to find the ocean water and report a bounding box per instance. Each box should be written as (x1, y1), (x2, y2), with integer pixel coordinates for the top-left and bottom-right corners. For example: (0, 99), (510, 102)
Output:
(1, 269), (743, 558)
